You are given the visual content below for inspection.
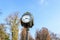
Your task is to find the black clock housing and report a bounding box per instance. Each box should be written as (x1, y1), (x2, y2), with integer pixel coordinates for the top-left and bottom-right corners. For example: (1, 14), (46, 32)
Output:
(20, 12), (34, 28)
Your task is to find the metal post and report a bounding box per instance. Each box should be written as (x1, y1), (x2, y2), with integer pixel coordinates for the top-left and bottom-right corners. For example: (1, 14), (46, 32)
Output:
(26, 28), (29, 40)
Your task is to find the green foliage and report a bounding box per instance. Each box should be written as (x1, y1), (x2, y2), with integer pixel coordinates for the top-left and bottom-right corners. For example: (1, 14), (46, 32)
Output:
(6, 13), (20, 40)
(0, 24), (10, 40)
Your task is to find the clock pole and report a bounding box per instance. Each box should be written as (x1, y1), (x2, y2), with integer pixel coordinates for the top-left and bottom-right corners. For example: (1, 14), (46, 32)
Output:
(26, 28), (29, 40)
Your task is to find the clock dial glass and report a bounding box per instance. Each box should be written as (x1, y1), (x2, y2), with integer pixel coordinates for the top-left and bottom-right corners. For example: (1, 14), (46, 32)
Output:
(22, 15), (31, 23)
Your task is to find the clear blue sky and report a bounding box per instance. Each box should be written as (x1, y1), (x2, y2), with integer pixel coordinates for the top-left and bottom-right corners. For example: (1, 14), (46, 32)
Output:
(0, 0), (60, 37)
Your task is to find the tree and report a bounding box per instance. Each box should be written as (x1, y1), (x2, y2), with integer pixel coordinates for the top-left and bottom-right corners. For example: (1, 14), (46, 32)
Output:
(35, 27), (50, 40)
(50, 32), (58, 40)
(0, 24), (9, 40)
(6, 12), (20, 40)
(20, 27), (26, 40)
(20, 27), (34, 40)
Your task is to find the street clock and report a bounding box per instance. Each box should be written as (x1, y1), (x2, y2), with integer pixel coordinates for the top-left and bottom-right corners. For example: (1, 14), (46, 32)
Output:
(20, 12), (34, 28)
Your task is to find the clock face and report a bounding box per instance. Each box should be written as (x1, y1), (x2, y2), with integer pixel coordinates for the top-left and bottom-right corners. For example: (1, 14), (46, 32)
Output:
(22, 15), (31, 23)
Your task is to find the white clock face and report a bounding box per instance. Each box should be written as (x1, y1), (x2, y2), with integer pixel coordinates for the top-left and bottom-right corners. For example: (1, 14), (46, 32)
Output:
(22, 15), (31, 23)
